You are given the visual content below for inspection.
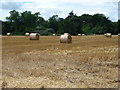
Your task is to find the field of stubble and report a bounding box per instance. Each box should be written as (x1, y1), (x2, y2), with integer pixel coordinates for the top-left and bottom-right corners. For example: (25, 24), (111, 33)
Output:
(2, 35), (119, 88)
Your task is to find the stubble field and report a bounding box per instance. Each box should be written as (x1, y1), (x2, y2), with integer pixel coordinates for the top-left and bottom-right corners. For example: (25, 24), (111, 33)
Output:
(2, 35), (119, 88)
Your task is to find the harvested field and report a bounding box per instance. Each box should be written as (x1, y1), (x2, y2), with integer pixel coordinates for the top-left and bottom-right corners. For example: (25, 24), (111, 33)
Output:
(2, 35), (119, 88)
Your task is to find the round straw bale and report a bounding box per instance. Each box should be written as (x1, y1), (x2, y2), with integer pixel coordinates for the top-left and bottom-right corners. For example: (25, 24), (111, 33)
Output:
(78, 34), (81, 36)
(25, 33), (30, 36)
(60, 33), (72, 43)
(53, 33), (56, 36)
(29, 33), (39, 40)
(104, 33), (107, 36)
(82, 34), (85, 36)
(105, 33), (112, 38)
(118, 33), (120, 36)
(7, 33), (11, 36)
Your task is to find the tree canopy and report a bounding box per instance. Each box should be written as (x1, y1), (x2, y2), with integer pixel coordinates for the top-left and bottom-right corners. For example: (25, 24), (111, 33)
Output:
(2, 10), (119, 35)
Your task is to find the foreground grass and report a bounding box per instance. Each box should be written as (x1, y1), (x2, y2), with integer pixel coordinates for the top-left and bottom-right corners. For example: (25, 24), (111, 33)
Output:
(2, 35), (118, 88)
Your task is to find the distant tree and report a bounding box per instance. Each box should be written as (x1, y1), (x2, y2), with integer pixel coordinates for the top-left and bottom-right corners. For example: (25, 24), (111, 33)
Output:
(2, 10), (118, 35)
(80, 14), (93, 24)
(118, 20), (120, 33)
(2, 21), (12, 35)
(5, 10), (45, 35)
(6, 10), (19, 22)
(66, 10), (76, 19)
(48, 15), (59, 33)
(62, 15), (83, 35)
(82, 24), (92, 34)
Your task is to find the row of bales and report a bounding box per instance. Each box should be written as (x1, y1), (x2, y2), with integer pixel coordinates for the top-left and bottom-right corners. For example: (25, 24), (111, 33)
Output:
(104, 33), (112, 38)
(103, 33), (120, 38)
(29, 33), (72, 43)
(6, 32), (85, 37)
(6, 32), (72, 43)
(6, 32), (120, 43)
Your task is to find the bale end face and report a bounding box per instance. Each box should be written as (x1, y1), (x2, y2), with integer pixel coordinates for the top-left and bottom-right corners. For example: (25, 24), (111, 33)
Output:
(7, 33), (11, 36)
(25, 33), (30, 36)
(67, 35), (72, 43)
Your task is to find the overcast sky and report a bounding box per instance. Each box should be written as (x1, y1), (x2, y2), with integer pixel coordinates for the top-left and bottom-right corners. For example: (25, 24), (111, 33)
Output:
(0, 0), (119, 22)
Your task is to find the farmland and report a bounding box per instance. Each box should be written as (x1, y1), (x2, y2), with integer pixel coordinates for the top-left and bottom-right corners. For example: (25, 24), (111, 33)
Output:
(2, 35), (118, 88)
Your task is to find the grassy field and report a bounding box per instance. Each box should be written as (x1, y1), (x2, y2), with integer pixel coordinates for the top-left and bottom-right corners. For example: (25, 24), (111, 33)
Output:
(2, 35), (118, 88)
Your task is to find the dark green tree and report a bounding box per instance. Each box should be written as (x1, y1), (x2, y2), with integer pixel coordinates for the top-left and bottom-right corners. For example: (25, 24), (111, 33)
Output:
(48, 15), (59, 33)
(2, 10), (118, 35)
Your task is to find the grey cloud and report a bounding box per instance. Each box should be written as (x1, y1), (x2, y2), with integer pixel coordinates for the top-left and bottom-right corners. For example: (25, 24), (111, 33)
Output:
(1, 2), (23, 10)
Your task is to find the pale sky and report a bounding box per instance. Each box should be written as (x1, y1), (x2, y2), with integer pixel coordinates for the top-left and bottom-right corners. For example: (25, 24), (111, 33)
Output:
(0, 0), (119, 21)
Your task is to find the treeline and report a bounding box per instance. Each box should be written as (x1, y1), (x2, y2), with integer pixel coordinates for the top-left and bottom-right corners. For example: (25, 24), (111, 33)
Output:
(2, 10), (119, 35)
